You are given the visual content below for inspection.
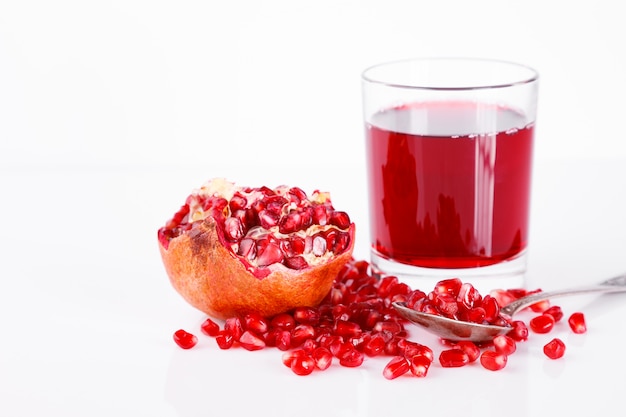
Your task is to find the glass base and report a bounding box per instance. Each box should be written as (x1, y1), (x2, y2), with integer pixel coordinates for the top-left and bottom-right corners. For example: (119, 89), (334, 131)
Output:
(370, 250), (527, 294)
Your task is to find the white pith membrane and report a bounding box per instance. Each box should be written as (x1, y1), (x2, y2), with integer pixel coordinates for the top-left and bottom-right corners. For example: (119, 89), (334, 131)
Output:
(186, 178), (347, 271)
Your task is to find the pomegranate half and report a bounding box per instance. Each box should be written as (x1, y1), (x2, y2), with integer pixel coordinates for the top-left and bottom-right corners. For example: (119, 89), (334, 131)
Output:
(158, 178), (356, 320)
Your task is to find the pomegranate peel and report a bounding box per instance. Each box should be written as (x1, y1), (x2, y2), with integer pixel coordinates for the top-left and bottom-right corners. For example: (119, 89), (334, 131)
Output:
(158, 178), (355, 320)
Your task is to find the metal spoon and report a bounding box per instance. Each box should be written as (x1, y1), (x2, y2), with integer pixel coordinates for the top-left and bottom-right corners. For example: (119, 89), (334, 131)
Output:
(392, 272), (626, 343)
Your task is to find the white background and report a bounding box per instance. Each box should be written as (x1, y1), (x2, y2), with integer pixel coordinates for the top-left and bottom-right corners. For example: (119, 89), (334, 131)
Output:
(2, 1), (626, 416)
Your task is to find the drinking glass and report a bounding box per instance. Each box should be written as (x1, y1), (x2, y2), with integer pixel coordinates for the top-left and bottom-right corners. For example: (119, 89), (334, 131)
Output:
(362, 58), (539, 291)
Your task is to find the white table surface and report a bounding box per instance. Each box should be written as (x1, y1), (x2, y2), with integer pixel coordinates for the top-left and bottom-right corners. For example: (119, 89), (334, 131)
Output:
(1, 155), (625, 417)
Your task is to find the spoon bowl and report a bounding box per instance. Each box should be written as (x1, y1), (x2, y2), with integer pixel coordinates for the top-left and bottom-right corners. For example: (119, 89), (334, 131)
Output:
(393, 272), (626, 343)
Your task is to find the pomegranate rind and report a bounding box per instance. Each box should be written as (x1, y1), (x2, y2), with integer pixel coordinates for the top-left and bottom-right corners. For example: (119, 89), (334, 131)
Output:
(159, 216), (355, 320)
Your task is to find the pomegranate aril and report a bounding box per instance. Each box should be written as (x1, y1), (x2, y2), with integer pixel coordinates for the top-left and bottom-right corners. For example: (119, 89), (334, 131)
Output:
(481, 295), (500, 323)
(480, 350), (507, 371)
(434, 278), (462, 297)
(173, 329), (198, 349)
(270, 313), (296, 331)
(338, 347), (364, 368)
(529, 313), (555, 334)
(544, 305), (564, 322)
(455, 341), (480, 362)
(568, 312), (587, 334)
(256, 242), (284, 267)
(508, 320), (529, 341)
(224, 317), (244, 341)
(243, 312), (269, 334)
(457, 282), (482, 308)
(312, 346), (333, 370)
(439, 348), (470, 368)
(401, 340), (434, 363)
(291, 324), (316, 347)
(283, 349), (316, 376)
(200, 318), (221, 337)
(383, 356), (410, 380)
(328, 211), (351, 229)
(362, 333), (386, 357)
(215, 330), (234, 349)
(239, 330), (266, 351)
(293, 306), (321, 325)
(284, 256), (308, 270)
(334, 320), (362, 338)
(543, 338), (566, 359)
(493, 334), (516, 356)
(224, 217), (244, 241)
(409, 354), (432, 377)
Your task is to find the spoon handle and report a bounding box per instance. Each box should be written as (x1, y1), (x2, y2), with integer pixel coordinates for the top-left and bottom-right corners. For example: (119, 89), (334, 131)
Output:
(500, 272), (626, 319)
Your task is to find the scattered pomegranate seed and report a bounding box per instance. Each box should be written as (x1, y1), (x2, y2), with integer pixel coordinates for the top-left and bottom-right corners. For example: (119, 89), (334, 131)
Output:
(408, 354), (432, 377)
(172, 259), (590, 379)
(238, 330), (266, 351)
(439, 348), (470, 368)
(544, 305), (564, 322)
(455, 341), (480, 362)
(480, 350), (507, 371)
(568, 312), (587, 334)
(200, 318), (220, 337)
(543, 338), (566, 359)
(529, 313), (555, 334)
(508, 320), (529, 341)
(383, 356), (410, 380)
(493, 335), (516, 356)
(173, 329), (198, 349)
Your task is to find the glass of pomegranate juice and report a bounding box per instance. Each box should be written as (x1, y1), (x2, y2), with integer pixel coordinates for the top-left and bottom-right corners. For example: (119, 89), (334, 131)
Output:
(361, 58), (538, 291)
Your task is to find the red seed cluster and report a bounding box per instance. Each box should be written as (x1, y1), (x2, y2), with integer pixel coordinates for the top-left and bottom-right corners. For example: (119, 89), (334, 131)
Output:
(172, 259), (589, 376)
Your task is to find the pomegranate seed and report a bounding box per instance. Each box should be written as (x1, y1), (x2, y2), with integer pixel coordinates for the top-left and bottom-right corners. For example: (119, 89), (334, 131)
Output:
(409, 354), (432, 377)
(434, 278), (462, 296)
(529, 313), (555, 334)
(281, 349), (304, 368)
(291, 352), (316, 376)
(270, 329), (292, 351)
(200, 318), (220, 336)
(284, 256), (308, 270)
(256, 242), (284, 267)
(568, 312), (587, 334)
(481, 295), (500, 322)
(363, 333), (386, 357)
(312, 347), (333, 370)
(439, 348), (470, 368)
(224, 317), (244, 341)
(455, 341), (480, 362)
(383, 356), (410, 380)
(293, 306), (320, 325)
(173, 329), (198, 349)
(215, 330), (234, 349)
(480, 350), (507, 371)
(493, 335), (516, 356)
(334, 320), (362, 338)
(508, 320), (529, 341)
(243, 312), (269, 334)
(457, 282), (482, 308)
(328, 211), (351, 229)
(291, 324), (316, 347)
(338, 347), (364, 368)
(544, 305), (564, 322)
(543, 338), (566, 359)
(401, 340), (434, 363)
(529, 298), (550, 313)
(236, 330), (264, 351)
(270, 313), (296, 331)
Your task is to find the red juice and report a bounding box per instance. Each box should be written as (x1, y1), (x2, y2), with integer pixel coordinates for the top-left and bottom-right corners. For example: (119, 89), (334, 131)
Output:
(365, 102), (534, 269)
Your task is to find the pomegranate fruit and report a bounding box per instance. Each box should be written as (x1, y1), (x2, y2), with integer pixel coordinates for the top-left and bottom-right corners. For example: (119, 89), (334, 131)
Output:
(158, 178), (356, 319)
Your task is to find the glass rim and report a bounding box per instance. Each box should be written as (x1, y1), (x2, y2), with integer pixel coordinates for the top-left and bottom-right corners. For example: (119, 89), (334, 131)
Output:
(361, 57), (539, 91)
